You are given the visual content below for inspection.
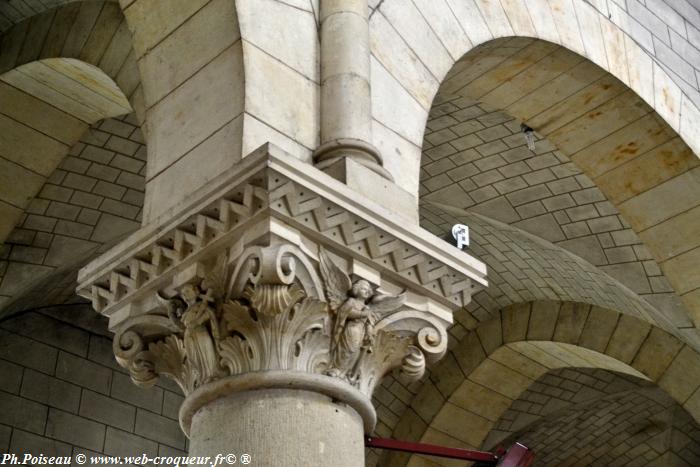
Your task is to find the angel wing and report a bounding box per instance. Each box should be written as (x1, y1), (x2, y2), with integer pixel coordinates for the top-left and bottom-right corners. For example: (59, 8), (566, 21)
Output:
(319, 248), (352, 310)
(367, 291), (406, 316)
(201, 254), (228, 300)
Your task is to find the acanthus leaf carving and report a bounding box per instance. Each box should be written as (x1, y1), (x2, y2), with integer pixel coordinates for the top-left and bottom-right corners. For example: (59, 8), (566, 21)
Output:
(112, 243), (449, 401)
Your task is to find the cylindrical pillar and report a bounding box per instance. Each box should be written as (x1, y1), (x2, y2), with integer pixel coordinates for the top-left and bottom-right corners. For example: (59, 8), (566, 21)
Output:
(188, 389), (365, 467)
(316, 0), (392, 180)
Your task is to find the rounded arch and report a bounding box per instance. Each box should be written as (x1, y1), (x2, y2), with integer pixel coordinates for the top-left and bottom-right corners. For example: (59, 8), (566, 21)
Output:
(372, 1), (700, 325)
(383, 300), (700, 466)
(370, 0), (700, 171)
(0, 1), (142, 244)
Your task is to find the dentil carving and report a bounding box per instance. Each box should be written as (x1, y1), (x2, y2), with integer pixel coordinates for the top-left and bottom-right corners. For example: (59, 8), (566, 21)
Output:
(113, 244), (447, 399)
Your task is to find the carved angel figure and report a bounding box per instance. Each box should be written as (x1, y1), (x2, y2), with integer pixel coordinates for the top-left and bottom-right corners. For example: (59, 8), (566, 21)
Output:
(319, 250), (405, 383)
(158, 282), (223, 387)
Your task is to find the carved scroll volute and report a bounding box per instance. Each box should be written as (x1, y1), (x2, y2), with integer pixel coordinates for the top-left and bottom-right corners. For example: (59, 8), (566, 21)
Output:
(110, 243), (451, 404)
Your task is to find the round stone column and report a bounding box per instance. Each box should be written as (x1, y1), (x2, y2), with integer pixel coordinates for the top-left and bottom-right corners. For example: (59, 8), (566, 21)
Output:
(179, 373), (375, 467)
(189, 389), (364, 466)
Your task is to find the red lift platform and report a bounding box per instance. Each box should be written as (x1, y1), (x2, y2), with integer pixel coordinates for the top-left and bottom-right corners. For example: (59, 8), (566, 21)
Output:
(365, 436), (535, 466)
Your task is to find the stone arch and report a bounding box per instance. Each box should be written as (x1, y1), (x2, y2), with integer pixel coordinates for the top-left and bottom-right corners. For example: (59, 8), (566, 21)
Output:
(0, 1), (142, 243)
(371, 1), (700, 324)
(383, 300), (700, 466)
(369, 0), (700, 191)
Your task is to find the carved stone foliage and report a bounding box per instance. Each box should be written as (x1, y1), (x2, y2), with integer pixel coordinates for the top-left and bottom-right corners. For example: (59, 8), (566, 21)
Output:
(112, 244), (448, 398)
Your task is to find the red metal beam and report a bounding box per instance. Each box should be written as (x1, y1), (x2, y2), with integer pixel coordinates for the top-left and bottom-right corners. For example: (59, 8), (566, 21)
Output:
(364, 436), (498, 463)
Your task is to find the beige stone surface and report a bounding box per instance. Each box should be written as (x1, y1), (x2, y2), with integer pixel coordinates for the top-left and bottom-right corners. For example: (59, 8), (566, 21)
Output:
(139, 0), (240, 107)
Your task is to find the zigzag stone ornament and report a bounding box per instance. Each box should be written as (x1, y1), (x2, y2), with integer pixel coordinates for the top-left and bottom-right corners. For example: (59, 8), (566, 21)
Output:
(77, 144), (488, 436)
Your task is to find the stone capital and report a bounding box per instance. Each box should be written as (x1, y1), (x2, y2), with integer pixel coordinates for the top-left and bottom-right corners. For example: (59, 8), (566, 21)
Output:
(76, 144), (487, 434)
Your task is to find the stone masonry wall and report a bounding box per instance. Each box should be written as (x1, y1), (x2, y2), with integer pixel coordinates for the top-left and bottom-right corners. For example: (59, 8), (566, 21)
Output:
(491, 367), (700, 466)
(0, 307), (186, 463)
(0, 115), (145, 310)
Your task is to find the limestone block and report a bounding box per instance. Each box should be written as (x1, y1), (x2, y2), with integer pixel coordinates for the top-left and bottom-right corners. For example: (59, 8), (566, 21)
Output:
(445, 0), (492, 46)
(0, 201), (22, 244)
(574, 1), (607, 70)
(632, 327), (684, 381)
(683, 388), (700, 423)
(0, 158), (44, 208)
(123, 0), (209, 58)
(372, 119), (421, 197)
(0, 391), (48, 434)
(501, 303), (530, 343)
(473, 0), (513, 38)
(500, 0), (536, 37)
(60, 1), (104, 58)
(429, 353), (466, 397)
(241, 112), (312, 163)
(659, 346), (700, 403)
(653, 62), (682, 132)
(9, 430), (71, 457)
(135, 408), (186, 449)
(639, 205), (700, 261)
(79, 4), (124, 65)
(597, 137), (698, 205)
(98, 20), (133, 78)
(0, 329), (57, 374)
(56, 351), (112, 395)
(0, 114), (67, 176)
(371, 56), (428, 146)
(469, 358), (533, 400)
(1, 312), (88, 357)
(237, 0), (317, 82)
(527, 301), (559, 340)
(370, 12), (438, 110)
(571, 113), (675, 180)
(605, 314), (651, 364)
(680, 95), (700, 160)
(452, 331), (486, 376)
(0, 82), (85, 144)
(662, 246), (700, 296)
(450, 379), (513, 423)
(475, 315), (502, 354)
(553, 302), (590, 344)
(103, 427), (158, 458)
(140, 0), (241, 107)
(430, 402), (492, 447)
(243, 42), (318, 149)
(600, 17), (629, 86)
(411, 0), (470, 60)
(379, 0), (452, 80)
(45, 408), (106, 452)
(79, 389), (136, 431)
(506, 341), (567, 369)
(0, 359), (22, 394)
(162, 391), (184, 420)
(578, 306), (618, 353)
(144, 115), (243, 221)
(489, 346), (548, 380)
(410, 380), (445, 424)
(111, 372), (163, 413)
(547, 0), (586, 56)
(146, 45), (244, 179)
(525, 0), (560, 43)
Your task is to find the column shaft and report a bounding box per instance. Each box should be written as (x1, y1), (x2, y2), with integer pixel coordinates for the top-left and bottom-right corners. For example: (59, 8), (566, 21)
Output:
(189, 389), (365, 467)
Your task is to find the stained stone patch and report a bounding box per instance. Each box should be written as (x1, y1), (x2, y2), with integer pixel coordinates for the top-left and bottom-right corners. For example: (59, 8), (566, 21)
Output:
(419, 96), (695, 330)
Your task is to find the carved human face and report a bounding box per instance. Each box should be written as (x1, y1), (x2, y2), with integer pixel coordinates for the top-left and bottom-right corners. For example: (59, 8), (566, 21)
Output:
(352, 280), (373, 300)
(181, 284), (198, 305)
